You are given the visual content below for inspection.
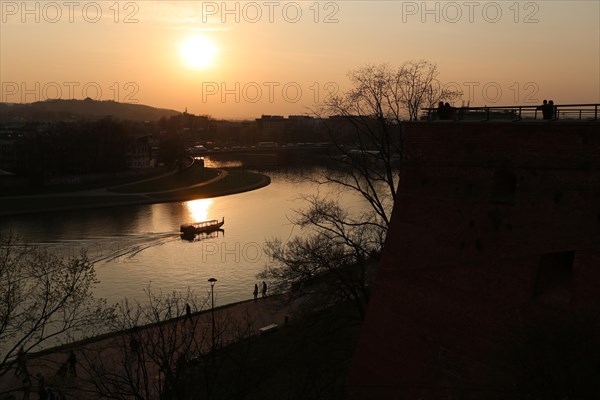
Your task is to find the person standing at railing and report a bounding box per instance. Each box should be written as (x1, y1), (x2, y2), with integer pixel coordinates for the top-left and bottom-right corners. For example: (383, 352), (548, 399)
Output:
(540, 99), (554, 120)
(445, 103), (456, 121)
(539, 100), (548, 119)
(548, 100), (556, 119)
(437, 102), (447, 120)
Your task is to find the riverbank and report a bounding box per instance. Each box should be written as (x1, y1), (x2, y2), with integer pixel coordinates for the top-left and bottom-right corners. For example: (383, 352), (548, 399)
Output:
(0, 295), (360, 399)
(0, 168), (271, 217)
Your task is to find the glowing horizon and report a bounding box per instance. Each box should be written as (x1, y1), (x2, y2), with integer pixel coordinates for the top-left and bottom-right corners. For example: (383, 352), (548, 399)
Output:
(1, 1), (598, 119)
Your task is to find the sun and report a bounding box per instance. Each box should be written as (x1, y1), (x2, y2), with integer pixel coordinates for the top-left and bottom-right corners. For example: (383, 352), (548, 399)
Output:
(179, 35), (217, 69)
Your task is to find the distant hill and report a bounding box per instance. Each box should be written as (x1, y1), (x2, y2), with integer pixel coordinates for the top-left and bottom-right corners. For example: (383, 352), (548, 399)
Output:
(0, 99), (181, 122)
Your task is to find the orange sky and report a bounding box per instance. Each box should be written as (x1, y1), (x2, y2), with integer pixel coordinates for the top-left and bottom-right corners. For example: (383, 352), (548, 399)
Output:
(1, 1), (598, 119)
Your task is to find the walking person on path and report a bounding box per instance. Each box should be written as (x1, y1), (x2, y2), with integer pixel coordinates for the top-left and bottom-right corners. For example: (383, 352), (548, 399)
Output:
(66, 351), (77, 377)
(253, 284), (258, 301)
(22, 372), (32, 400)
(184, 303), (192, 323)
(261, 281), (267, 298)
(15, 347), (28, 378)
(36, 373), (47, 400)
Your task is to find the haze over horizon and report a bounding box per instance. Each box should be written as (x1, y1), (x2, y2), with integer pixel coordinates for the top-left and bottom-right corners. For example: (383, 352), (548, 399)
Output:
(1, 0), (598, 120)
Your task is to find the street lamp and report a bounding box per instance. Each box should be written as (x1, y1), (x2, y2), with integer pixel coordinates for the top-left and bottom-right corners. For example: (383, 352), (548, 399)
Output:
(208, 277), (217, 364)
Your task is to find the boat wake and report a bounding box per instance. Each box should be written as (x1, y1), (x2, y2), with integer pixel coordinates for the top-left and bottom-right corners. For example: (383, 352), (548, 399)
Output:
(29, 232), (182, 264)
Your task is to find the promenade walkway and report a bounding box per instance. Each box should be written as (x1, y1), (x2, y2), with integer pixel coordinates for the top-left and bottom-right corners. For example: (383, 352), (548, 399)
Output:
(1, 295), (293, 399)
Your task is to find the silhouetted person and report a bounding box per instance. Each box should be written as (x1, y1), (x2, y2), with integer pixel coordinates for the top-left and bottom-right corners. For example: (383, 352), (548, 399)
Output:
(548, 100), (555, 120)
(129, 333), (140, 354)
(16, 347), (28, 378)
(539, 99), (548, 119)
(66, 351), (77, 377)
(176, 352), (187, 378)
(261, 281), (267, 298)
(253, 284), (258, 301)
(56, 362), (67, 380)
(23, 373), (32, 400)
(127, 333), (140, 369)
(184, 303), (192, 323)
(437, 101), (447, 120)
(36, 373), (47, 400)
(541, 99), (557, 120)
(445, 103), (455, 120)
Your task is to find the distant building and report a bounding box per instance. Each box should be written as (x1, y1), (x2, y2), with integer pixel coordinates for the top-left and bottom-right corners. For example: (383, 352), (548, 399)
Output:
(0, 128), (26, 173)
(126, 135), (153, 169)
(256, 115), (286, 142)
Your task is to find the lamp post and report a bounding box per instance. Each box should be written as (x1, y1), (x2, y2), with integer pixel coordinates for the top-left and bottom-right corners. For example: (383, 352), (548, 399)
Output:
(208, 277), (217, 364)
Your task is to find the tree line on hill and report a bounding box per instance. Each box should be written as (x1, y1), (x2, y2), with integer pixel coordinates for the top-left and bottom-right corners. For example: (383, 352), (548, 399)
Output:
(0, 99), (180, 123)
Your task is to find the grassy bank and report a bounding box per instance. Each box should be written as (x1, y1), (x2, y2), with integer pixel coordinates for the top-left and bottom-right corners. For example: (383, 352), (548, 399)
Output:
(110, 166), (220, 193)
(0, 168), (169, 197)
(148, 170), (269, 200)
(0, 168), (270, 216)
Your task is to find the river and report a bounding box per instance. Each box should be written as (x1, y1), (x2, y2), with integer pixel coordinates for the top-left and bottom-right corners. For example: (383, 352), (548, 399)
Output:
(0, 163), (366, 309)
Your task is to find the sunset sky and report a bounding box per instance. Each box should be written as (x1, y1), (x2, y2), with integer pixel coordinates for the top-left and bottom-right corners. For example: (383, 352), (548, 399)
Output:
(1, 0), (598, 119)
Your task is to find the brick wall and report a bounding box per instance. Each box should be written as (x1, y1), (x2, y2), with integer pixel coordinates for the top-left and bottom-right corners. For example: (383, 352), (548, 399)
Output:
(347, 120), (600, 399)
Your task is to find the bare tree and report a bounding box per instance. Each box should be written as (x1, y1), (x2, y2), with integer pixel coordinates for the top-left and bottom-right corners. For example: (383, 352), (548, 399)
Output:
(260, 61), (460, 318)
(397, 60), (462, 121)
(78, 287), (207, 400)
(260, 195), (384, 318)
(0, 234), (112, 384)
(323, 63), (403, 229)
(320, 61), (460, 228)
(80, 286), (258, 400)
(322, 61), (461, 225)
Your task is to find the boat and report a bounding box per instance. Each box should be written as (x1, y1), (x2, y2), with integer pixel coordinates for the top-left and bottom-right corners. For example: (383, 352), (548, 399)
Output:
(180, 217), (224, 237)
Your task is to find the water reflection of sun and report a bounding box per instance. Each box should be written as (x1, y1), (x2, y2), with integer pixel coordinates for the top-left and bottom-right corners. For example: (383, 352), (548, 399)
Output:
(185, 199), (214, 222)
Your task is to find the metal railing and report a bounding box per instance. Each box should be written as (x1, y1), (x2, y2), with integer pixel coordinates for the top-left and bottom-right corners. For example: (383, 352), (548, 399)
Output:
(422, 103), (599, 121)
